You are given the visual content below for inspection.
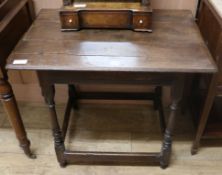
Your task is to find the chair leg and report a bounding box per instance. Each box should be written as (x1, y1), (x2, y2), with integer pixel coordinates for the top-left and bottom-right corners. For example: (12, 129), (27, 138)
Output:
(191, 74), (217, 155)
(0, 79), (36, 159)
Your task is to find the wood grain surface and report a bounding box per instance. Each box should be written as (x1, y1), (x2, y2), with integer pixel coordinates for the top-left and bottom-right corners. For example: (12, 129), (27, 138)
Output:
(7, 10), (216, 73)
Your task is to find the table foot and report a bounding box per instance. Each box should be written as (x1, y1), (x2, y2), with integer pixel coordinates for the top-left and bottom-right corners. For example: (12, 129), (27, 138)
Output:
(160, 130), (172, 169)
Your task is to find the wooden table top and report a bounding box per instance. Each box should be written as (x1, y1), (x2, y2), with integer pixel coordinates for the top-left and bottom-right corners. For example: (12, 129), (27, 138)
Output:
(6, 9), (217, 73)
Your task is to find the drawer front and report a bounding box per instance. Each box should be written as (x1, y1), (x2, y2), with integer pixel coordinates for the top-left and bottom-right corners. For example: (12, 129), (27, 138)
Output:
(132, 13), (152, 32)
(80, 11), (132, 29)
(60, 12), (79, 30)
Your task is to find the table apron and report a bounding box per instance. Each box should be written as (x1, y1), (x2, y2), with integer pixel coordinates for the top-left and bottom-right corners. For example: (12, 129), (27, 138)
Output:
(37, 71), (181, 86)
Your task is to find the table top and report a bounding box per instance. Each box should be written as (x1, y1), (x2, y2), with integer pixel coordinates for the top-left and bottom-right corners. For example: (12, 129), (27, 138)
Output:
(6, 9), (217, 73)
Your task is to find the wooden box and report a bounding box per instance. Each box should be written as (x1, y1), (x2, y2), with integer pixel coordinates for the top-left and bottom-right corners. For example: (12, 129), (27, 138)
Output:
(59, 1), (152, 32)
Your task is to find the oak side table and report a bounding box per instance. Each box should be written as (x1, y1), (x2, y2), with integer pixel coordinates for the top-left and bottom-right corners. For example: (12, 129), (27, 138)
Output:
(6, 9), (217, 168)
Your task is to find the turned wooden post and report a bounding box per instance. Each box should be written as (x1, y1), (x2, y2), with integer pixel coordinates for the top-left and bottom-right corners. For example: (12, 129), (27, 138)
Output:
(0, 78), (35, 158)
(159, 75), (184, 168)
(42, 83), (66, 167)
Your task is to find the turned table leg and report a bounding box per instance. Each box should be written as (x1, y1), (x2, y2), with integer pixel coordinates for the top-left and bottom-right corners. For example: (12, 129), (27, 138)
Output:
(0, 78), (35, 158)
(42, 84), (66, 167)
(159, 76), (184, 168)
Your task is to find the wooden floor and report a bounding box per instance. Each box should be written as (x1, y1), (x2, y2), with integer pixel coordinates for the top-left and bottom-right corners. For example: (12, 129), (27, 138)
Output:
(0, 102), (222, 175)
